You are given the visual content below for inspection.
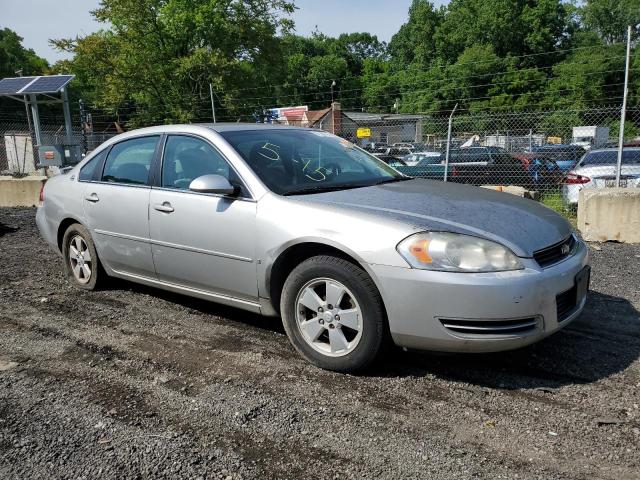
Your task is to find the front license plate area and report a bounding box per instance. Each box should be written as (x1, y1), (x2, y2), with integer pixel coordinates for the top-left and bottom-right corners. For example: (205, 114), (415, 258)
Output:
(575, 265), (591, 304)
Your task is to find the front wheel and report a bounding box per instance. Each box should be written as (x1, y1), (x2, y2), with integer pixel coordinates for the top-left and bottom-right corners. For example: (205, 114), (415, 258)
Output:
(280, 255), (387, 372)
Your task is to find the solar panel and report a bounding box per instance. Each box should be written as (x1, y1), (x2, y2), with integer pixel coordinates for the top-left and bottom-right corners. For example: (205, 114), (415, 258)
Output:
(20, 75), (74, 94)
(0, 76), (37, 95)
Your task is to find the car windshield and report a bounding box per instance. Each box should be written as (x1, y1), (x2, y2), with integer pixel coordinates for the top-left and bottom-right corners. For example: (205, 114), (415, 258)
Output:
(580, 150), (640, 166)
(221, 129), (405, 195)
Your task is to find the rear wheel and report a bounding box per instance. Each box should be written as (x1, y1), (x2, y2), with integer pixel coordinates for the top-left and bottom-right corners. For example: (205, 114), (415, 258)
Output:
(62, 224), (103, 290)
(280, 255), (387, 372)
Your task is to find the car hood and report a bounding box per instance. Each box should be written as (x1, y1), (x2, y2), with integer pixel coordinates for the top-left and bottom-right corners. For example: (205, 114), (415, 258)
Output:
(297, 179), (572, 257)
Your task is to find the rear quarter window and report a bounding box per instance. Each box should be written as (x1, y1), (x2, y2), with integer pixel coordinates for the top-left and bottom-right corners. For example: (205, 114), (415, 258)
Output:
(581, 150), (640, 166)
(78, 150), (107, 182)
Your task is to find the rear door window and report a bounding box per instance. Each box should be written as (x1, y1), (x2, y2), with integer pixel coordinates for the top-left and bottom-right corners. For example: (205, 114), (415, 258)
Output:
(102, 136), (159, 185)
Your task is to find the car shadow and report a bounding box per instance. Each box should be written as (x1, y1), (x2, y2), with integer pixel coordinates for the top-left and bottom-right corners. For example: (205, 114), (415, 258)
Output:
(377, 291), (640, 389)
(109, 280), (638, 388)
(112, 280), (286, 334)
(0, 222), (19, 238)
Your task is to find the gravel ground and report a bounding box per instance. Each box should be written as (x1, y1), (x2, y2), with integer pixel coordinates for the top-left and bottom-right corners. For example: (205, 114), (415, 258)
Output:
(0, 207), (639, 479)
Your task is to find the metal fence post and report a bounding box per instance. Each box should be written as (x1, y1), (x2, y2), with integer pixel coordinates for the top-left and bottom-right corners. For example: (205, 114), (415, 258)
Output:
(79, 99), (88, 155)
(209, 83), (217, 123)
(616, 25), (632, 187)
(444, 103), (458, 182)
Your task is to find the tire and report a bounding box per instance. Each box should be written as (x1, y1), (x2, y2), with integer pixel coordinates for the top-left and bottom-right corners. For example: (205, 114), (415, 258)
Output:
(280, 255), (387, 373)
(62, 223), (104, 290)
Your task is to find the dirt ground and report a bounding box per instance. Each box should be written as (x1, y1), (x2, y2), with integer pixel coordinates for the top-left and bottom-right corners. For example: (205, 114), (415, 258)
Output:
(0, 207), (639, 479)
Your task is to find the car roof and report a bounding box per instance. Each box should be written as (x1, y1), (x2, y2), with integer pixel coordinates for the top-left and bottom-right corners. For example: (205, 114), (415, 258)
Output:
(533, 144), (581, 149)
(200, 123), (308, 133)
(587, 147), (640, 153)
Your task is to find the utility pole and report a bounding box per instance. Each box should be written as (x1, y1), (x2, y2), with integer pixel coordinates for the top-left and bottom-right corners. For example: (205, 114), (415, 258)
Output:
(444, 103), (458, 182)
(209, 83), (217, 123)
(616, 25), (632, 187)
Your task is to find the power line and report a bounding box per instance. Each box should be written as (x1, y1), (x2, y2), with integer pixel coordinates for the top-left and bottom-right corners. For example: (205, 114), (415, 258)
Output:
(221, 62), (634, 105)
(215, 42), (630, 96)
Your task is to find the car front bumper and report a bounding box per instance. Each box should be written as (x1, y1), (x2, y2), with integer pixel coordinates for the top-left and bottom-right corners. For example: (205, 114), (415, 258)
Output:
(369, 240), (589, 353)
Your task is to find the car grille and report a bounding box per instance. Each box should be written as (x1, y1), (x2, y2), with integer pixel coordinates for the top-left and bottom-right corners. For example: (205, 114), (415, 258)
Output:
(439, 317), (538, 336)
(556, 285), (578, 322)
(533, 235), (576, 268)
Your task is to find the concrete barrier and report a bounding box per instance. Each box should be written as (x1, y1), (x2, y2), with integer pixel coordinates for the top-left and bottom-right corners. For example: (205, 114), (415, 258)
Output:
(0, 175), (47, 207)
(578, 188), (640, 243)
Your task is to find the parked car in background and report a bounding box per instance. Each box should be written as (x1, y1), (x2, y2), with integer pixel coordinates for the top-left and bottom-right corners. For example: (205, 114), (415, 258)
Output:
(374, 155), (407, 168)
(396, 153), (445, 179)
(36, 124), (589, 372)
(562, 147), (640, 205)
(392, 142), (415, 150)
(530, 144), (586, 172)
(446, 147), (529, 187)
(363, 142), (388, 154)
(383, 146), (414, 158)
(528, 157), (565, 190)
(404, 151), (442, 166)
(512, 151), (534, 170)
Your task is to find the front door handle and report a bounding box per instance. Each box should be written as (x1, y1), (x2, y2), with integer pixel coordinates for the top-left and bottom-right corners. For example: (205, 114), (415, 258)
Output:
(154, 202), (174, 213)
(85, 193), (99, 203)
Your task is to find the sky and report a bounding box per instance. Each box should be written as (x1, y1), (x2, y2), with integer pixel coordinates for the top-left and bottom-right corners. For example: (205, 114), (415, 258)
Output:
(0, 0), (448, 64)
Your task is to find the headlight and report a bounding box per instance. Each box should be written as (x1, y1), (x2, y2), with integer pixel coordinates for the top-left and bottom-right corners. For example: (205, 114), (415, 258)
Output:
(397, 232), (523, 272)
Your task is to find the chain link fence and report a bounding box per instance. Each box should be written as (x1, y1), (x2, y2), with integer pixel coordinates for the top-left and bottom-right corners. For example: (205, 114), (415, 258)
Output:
(0, 115), (119, 175)
(326, 105), (640, 217)
(2, 104), (639, 219)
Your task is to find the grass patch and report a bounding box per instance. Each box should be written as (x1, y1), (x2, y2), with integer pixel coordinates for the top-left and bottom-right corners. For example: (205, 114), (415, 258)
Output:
(540, 191), (577, 226)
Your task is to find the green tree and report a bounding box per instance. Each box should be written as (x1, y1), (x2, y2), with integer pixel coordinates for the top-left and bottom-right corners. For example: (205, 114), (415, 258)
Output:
(52, 0), (294, 125)
(541, 33), (626, 109)
(433, 0), (570, 64)
(276, 32), (385, 110)
(580, 0), (640, 44)
(388, 0), (443, 69)
(0, 28), (48, 78)
(361, 58), (399, 111)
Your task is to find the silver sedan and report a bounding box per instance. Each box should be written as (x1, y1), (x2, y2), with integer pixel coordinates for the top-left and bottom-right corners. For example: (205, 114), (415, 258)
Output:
(37, 124), (590, 372)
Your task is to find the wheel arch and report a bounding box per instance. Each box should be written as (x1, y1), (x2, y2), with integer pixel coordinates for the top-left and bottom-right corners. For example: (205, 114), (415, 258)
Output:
(56, 216), (87, 252)
(265, 240), (388, 318)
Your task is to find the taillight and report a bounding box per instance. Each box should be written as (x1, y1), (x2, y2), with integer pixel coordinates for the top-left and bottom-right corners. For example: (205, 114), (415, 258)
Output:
(452, 166), (459, 177)
(39, 183), (45, 205)
(565, 172), (590, 184)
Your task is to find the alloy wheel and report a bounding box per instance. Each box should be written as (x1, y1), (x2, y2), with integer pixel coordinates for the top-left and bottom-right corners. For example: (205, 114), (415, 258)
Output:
(68, 234), (92, 284)
(295, 277), (363, 357)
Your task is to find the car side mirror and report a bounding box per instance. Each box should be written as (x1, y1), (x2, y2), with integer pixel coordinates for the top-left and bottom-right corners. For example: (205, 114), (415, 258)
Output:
(189, 174), (238, 196)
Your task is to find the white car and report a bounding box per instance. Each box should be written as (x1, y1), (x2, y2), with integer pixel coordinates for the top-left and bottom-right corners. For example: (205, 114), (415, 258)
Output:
(562, 148), (640, 205)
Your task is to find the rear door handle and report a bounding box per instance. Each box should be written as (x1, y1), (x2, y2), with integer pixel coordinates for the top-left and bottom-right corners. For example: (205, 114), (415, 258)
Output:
(154, 202), (174, 213)
(85, 193), (99, 203)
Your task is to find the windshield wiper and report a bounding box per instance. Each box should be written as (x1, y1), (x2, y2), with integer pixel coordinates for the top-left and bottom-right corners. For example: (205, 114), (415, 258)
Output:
(372, 177), (413, 185)
(283, 183), (372, 196)
(283, 177), (411, 196)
